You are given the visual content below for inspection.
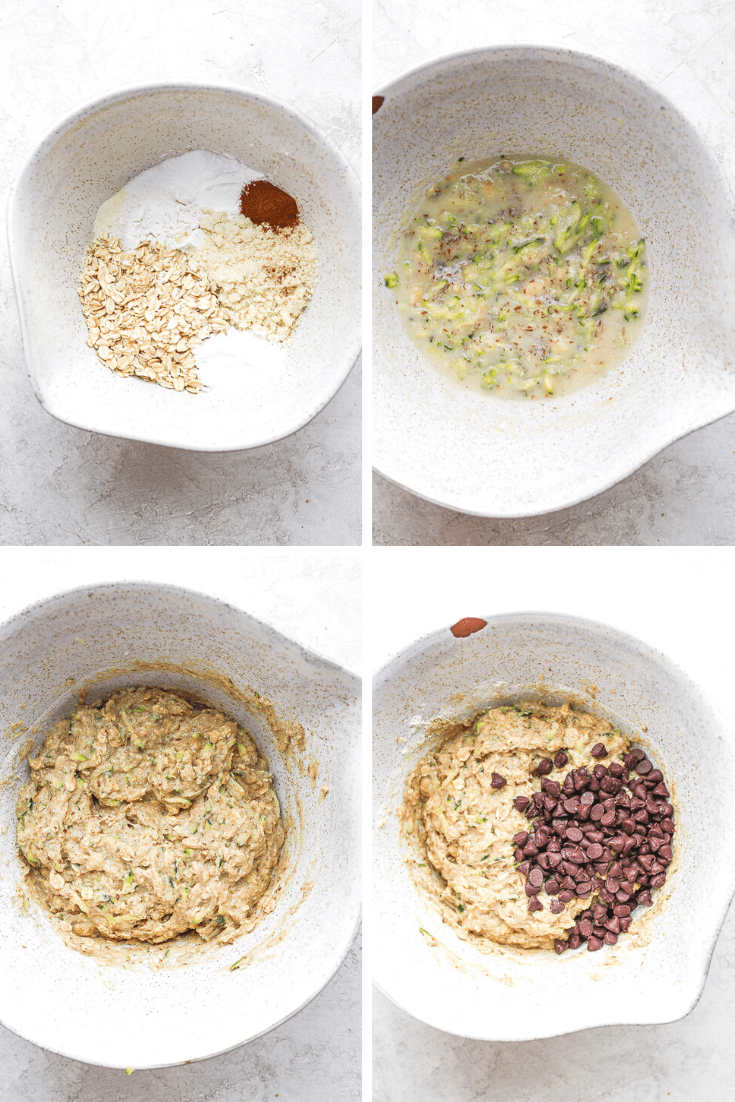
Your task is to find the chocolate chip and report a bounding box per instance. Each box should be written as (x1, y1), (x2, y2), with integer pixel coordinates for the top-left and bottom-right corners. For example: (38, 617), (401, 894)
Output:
(514, 847), (525, 862)
(544, 780), (561, 798)
(635, 758), (652, 775)
(658, 845), (672, 862)
(652, 783), (670, 798)
(528, 896), (543, 912)
(554, 938), (568, 953)
(491, 772), (507, 788)
(638, 890), (653, 906)
(559, 890), (574, 903)
(545, 878), (560, 896)
(580, 791), (595, 806)
(586, 843), (603, 861)
(647, 769), (663, 784)
(592, 763), (608, 779)
(566, 827), (584, 843)
(517, 860), (531, 877)
(554, 752), (568, 769)
(603, 931), (618, 946)
(591, 743), (607, 759)
(525, 881), (541, 897)
(579, 918), (594, 937)
(513, 795), (530, 812)
(619, 916), (632, 931)
(536, 758), (553, 776)
(568, 932), (582, 949)
(529, 867), (544, 888)
(587, 936), (603, 951)
(577, 883), (593, 898)
(549, 899), (565, 914)
(608, 763), (624, 778)
(650, 873), (666, 888)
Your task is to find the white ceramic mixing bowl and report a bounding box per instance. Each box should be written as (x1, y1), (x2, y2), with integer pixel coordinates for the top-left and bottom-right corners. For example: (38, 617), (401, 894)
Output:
(373, 47), (735, 516)
(8, 82), (360, 451)
(0, 583), (360, 1068)
(373, 612), (735, 1040)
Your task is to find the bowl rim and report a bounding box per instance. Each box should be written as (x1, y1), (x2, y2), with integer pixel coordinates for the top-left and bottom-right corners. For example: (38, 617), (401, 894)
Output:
(0, 579), (362, 1068)
(372, 608), (735, 1039)
(7, 79), (361, 453)
(372, 43), (735, 518)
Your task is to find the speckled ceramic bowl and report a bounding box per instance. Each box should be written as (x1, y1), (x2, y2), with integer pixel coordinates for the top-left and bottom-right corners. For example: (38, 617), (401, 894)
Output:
(8, 82), (360, 451)
(373, 612), (735, 1040)
(373, 47), (735, 516)
(0, 583), (360, 1068)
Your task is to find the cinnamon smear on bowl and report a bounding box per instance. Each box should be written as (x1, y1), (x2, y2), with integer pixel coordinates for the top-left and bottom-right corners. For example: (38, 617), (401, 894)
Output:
(239, 180), (300, 231)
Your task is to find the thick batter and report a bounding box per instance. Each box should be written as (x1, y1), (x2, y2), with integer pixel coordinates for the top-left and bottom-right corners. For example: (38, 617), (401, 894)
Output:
(404, 702), (630, 950)
(16, 687), (285, 944)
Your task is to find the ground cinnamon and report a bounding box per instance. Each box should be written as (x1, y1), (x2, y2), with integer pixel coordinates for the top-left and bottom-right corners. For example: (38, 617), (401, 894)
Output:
(239, 180), (299, 230)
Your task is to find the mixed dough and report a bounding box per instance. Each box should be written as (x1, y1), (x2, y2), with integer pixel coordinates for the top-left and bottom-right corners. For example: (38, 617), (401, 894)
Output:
(16, 687), (285, 944)
(404, 702), (629, 950)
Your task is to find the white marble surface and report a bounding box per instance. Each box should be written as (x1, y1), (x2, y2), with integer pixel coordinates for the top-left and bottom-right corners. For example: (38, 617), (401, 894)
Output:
(0, 549), (361, 1098)
(0, 0), (361, 546)
(370, 546), (735, 1099)
(372, 0), (735, 545)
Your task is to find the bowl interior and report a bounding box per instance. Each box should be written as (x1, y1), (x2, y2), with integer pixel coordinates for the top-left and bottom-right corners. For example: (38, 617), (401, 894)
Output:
(10, 85), (360, 451)
(373, 613), (735, 1040)
(373, 47), (735, 515)
(0, 584), (360, 1068)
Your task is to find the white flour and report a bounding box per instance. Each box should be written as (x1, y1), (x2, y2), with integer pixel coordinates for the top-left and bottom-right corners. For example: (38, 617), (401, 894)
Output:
(94, 150), (262, 251)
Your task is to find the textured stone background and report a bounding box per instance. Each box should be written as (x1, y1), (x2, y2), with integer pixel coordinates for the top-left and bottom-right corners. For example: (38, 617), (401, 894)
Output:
(371, 546), (735, 1100)
(0, 0), (361, 546)
(0, 549), (361, 1100)
(372, 0), (735, 545)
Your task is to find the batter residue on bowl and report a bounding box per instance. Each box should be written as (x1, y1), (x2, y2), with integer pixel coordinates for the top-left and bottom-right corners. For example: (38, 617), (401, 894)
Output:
(386, 157), (647, 400)
(404, 701), (674, 954)
(16, 687), (285, 944)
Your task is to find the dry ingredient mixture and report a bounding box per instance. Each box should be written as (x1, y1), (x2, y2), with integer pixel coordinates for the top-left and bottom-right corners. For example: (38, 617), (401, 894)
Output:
(404, 702), (674, 955)
(79, 151), (317, 394)
(386, 157), (647, 400)
(15, 687), (285, 945)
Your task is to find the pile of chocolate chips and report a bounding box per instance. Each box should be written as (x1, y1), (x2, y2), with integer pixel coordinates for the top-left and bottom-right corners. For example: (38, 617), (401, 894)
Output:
(507, 745), (674, 953)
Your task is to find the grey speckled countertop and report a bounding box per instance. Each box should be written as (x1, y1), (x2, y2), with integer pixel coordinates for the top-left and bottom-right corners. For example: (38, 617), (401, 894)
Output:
(373, 0), (735, 545)
(0, 0), (361, 546)
(0, 549), (361, 1100)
